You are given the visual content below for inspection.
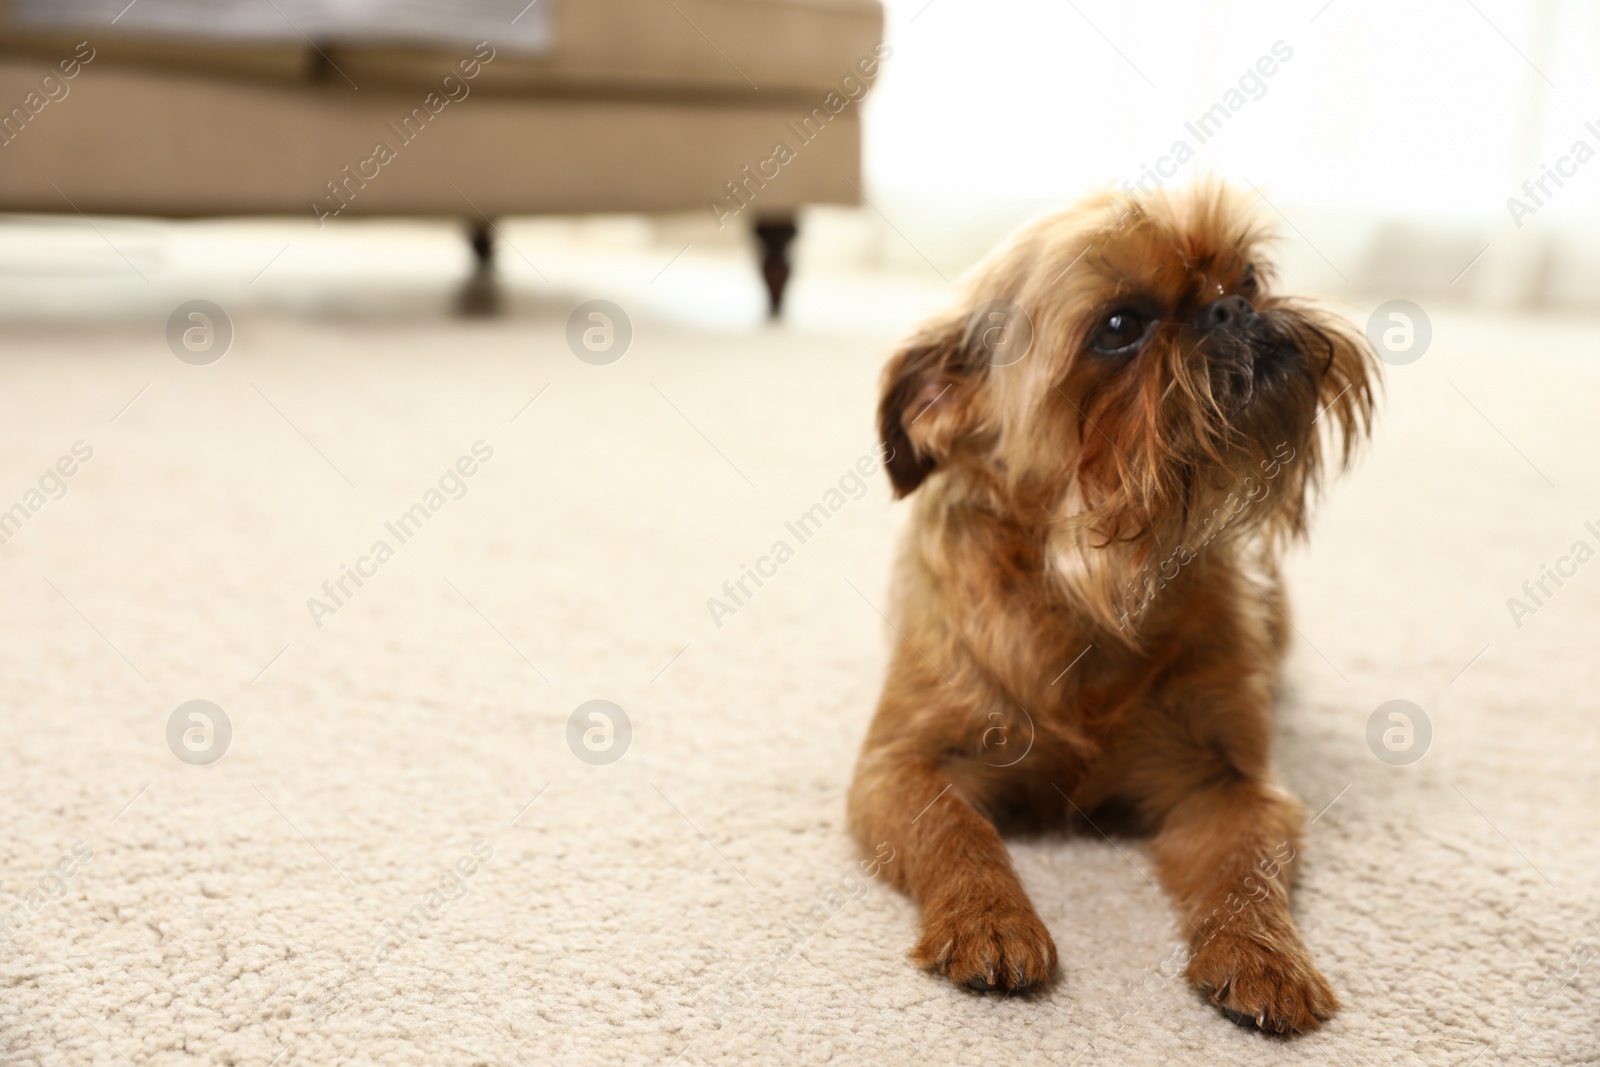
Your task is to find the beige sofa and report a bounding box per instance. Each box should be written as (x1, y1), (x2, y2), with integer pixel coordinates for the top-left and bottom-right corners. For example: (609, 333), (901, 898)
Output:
(0, 0), (885, 314)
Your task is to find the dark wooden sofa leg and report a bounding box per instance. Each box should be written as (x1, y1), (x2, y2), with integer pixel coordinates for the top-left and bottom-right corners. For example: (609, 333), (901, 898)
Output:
(754, 216), (798, 320)
(457, 219), (501, 316)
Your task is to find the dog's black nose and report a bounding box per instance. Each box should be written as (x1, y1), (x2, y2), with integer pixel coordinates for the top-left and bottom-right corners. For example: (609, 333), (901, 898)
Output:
(1194, 295), (1257, 332)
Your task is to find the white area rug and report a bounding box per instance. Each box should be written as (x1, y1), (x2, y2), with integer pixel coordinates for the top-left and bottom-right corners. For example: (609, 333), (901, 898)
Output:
(0, 303), (1595, 1065)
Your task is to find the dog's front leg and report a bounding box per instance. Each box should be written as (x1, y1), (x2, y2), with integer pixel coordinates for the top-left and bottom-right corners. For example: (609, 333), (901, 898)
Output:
(849, 748), (1057, 993)
(1146, 769), (1338, 1033)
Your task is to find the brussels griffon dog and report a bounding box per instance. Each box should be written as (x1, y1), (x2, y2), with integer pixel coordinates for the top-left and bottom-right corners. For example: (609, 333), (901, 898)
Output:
(848, 183), (1376, 1033)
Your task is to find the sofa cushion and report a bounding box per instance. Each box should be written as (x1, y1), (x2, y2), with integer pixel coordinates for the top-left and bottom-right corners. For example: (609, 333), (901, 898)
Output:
(332, 0), (884, 99)
(5, 0), (553, 55)
(0, 0), (312, 84)
(0, 59), (864, 217)
(0, 0), (883, 100)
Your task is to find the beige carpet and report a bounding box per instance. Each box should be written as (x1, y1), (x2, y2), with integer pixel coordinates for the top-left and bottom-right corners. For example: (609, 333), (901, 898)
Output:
(0, 302), (1596, 1066)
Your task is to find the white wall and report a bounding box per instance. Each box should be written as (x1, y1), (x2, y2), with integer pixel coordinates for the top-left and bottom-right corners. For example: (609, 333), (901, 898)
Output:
(855, 0), (1600, 308)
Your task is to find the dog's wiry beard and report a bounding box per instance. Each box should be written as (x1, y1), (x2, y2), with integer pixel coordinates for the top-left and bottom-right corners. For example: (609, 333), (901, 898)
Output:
(1045, 302), (1373, 642)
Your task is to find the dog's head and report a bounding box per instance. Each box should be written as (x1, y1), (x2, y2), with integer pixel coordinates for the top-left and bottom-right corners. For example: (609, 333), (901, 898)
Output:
(878, 182), (1377, 634)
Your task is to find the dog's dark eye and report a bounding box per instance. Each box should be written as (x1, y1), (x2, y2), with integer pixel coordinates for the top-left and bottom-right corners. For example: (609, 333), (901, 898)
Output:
(1237, 267), (1260, 298)
(1091, 309), (1149, 355)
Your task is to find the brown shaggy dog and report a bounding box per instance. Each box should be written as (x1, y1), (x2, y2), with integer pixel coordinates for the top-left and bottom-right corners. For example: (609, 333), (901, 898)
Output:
(848, 182), (1376, 1033)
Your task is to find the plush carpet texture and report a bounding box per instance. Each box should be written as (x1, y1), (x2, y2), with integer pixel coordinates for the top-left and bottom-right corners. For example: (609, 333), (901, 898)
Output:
(0, 304), (1596, 1066)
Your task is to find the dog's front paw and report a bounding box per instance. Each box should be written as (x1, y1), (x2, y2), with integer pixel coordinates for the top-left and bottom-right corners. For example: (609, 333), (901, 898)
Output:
(1186, 928), (1338, 1034)
(914, 892), (1058, 993)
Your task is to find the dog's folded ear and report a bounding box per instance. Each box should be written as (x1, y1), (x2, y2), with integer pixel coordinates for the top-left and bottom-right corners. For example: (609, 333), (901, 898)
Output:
(878, 315), (981, 497)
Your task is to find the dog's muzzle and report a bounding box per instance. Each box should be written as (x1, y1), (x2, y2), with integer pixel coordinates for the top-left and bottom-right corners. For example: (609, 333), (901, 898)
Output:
(1194, 296), (1265, 413)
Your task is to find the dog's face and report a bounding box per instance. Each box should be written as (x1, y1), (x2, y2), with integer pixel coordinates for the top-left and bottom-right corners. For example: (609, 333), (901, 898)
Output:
(879, 183), (1376, 633)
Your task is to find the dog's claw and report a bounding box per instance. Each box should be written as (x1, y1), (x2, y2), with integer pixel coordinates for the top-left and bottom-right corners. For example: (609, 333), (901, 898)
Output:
(1189, 928), (1338, 1035)
(914, 896), (1058, 995)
